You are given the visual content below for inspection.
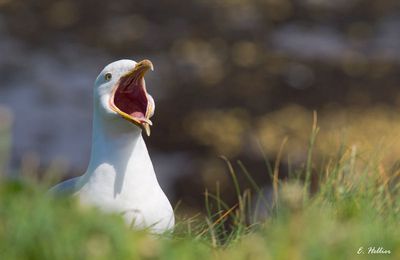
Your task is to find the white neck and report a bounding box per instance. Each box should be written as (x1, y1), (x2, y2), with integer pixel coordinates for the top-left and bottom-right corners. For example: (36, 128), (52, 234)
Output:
(83, 107), (157, 196)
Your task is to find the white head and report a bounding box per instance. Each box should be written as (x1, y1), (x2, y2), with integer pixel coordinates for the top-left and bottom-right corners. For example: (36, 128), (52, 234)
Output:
(94, 59), (155, 136)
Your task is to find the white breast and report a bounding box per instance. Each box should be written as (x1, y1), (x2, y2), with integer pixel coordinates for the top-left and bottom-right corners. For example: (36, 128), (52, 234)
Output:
(77, 161), (174, 232)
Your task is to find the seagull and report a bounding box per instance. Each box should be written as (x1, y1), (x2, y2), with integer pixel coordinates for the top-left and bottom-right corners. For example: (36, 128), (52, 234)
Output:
(50, 59), (174, 233)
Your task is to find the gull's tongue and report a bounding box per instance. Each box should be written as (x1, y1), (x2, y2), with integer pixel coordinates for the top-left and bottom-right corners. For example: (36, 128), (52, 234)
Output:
(128, 112), (152, 125)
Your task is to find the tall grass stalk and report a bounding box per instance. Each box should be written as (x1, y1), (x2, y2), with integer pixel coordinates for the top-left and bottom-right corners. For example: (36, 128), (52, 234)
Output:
(303, 111), (319, 202)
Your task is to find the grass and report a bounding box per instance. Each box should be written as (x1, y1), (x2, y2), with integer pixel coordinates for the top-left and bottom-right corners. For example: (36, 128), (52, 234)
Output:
(0, 112), (399, 259)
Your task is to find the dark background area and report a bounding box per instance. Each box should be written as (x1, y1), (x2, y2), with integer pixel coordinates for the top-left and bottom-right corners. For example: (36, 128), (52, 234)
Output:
(1, 0), (400, 213)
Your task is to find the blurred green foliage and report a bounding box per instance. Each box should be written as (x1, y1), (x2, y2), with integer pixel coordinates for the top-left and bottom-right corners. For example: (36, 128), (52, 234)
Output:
(0, 144), (398, 259)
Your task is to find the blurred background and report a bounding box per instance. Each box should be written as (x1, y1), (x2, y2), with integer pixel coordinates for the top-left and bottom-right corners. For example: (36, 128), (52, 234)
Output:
(1, 0), (400, 214)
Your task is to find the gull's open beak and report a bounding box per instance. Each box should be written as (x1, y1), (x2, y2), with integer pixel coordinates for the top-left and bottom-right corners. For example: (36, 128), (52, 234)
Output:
(109, 59), (154, 136)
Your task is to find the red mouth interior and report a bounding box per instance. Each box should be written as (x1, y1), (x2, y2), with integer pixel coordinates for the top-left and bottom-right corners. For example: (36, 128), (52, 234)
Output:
(113, 75), (148, 121)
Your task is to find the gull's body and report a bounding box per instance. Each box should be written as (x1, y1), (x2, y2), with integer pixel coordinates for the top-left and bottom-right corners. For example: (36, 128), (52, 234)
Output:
(50, 59), (174, 233)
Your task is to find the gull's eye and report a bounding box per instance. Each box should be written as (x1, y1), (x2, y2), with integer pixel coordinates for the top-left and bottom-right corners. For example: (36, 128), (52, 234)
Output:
(104, 73), (112, 81)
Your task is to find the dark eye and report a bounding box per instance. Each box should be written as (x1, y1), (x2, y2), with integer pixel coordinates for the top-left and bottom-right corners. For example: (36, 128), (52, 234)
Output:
(104, 73), (112, 81)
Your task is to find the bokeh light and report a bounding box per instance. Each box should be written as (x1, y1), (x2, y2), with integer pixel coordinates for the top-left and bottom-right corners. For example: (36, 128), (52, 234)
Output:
(0, 0), (400, 212)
